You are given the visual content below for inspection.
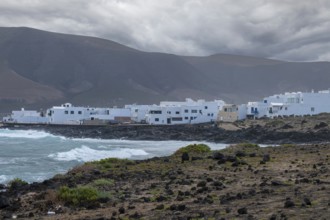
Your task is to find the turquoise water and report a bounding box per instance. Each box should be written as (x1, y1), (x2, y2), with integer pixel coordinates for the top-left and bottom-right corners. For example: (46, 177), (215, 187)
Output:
(0, 128), (228, 184)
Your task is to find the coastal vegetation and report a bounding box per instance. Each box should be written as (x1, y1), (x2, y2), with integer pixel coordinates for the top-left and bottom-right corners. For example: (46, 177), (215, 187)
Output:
(1, 142), (329, 219)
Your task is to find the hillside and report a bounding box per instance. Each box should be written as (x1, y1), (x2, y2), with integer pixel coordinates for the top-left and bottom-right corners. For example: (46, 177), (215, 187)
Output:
(1, 27), (330, 112)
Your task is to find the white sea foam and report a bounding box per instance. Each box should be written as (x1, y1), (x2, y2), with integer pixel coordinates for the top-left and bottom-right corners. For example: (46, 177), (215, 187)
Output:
(48, 145), (149, 162)
(0, 175), (9, 184)
(0, 129), (55, 139)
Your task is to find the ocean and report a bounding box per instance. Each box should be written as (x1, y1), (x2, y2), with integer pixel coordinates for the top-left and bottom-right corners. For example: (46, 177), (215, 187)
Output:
(0, 128), (228, 184)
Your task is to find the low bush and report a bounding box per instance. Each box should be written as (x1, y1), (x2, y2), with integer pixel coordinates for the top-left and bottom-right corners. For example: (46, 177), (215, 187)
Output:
(174, 144), (211, 155)
(90, 178), (114, 190)
(8, 178), (28, 190)
(89, 158), (134, 170)
(58, 186), (98, 206)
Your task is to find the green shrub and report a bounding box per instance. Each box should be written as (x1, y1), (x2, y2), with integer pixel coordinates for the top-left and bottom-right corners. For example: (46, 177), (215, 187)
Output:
(281, 144), (296, 148)
(91, 178), (114, 189)
(89, 158), (134, 170)
(236, 142), (260, 148)
(58, 186), (98, 206)
(8, 178), (28, 190)
(174, 144), (211, 155)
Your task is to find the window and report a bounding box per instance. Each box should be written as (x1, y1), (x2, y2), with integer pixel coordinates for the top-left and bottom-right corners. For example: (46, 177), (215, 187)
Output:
(184, 109), (188, 113)
(167, 111), (171, 114)
(205, 106), (208, 109)
(176, 111), (180, 114)
(184, 117), (188, 120)
(150, 110), (162, 114)
(78, 111), (82, 115)
(64, 111), (68, 114)
(155, 118), (159, 122)
(135, 109), (138, 112)
(70, 111), (74, 114)
(190, 116), (193, 120)
(311, 107), (315, 112)
(224, 108), (227, 112)
(172, 117), (183, 121)
(285, 107), (288, 110)
(191, 110), (197, 113)
(264, 100), (267, 103)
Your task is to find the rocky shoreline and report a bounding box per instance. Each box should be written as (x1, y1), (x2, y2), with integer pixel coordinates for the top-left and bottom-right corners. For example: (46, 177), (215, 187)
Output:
(0, 143), (329, 219)
(4, 113), (330, 144)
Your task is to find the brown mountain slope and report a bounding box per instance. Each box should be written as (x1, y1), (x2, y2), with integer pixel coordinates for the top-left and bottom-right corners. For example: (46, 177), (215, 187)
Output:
(183, 55), (330, 103)
(0, 61), (63, 105)
(0, 27), (213, 111)
(1, 27), (330, 112)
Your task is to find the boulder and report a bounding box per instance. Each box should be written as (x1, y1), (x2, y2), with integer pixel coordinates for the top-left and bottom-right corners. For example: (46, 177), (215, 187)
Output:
(212, 152), (225, 160)
(237, 207), (248, 214)
(0, 195), (10, 208)
(181, 152), (189, 163)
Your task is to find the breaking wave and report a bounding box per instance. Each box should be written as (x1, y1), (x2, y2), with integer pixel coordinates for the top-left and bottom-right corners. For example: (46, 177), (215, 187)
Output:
(0, 129), (56, 139)
(48, 145), (149, 162)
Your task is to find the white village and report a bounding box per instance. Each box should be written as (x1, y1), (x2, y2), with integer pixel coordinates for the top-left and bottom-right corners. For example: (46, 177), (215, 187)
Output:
(2, 89), (330, 125)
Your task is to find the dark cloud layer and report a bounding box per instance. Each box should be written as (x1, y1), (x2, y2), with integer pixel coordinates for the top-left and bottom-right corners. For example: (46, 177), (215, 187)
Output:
(0, 0), (330, 61)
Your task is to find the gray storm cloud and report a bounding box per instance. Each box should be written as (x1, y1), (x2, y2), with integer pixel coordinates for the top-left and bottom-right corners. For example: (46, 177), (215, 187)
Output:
(0, 0), (329, 61)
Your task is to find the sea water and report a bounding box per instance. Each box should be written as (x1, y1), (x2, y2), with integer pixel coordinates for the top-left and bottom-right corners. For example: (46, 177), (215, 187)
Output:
(0, 128), (228, 184)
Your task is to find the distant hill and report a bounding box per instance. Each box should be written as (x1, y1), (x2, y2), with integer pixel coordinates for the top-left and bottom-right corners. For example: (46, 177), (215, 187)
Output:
(0, 27), (330, 112)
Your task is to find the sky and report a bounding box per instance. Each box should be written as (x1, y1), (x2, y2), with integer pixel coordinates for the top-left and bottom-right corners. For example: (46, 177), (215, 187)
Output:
(0, 0), (329, 61)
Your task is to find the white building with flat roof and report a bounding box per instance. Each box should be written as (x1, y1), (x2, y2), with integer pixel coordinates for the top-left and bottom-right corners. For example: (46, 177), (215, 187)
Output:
(4, 103), (131, 125)
(2, 108), (49, 124)
(247, 90), (330, 118)
(146, 99), (225, 125)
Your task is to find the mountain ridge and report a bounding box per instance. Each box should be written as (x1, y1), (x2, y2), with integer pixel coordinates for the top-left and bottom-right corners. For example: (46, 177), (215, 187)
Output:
(0, 27), (329, 112)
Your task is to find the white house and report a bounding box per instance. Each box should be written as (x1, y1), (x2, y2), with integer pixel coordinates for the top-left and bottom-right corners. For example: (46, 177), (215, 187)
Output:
(125, 104), (151, 123)
(47, 103), (131, 125)
(145, 99), (225, 125)
(2, 108), (49, 124)
(4, 103), (131, 125)
(247, 90), (330, 118)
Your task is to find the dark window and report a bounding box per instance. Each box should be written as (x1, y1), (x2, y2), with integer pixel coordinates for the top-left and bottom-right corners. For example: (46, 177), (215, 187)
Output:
(311, 107), (315, 112)
(172, 117), (183, 121)
(224, 108), (227, 112)
(78, 111), (82, 115)
(150, 110), (162, 114)
(190, 116), (193, 120)
(184, 117), (188, 120)
(64, 111), (68, 114)
(155, 118), (159, 122)
(192, 110), (197, 113)
(184, 109), (188, 113)
(70, 111), (74, 114)
(264, 100), (267, 103)
(176, 111), (180, 114)
(205, 106), (208, 109)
